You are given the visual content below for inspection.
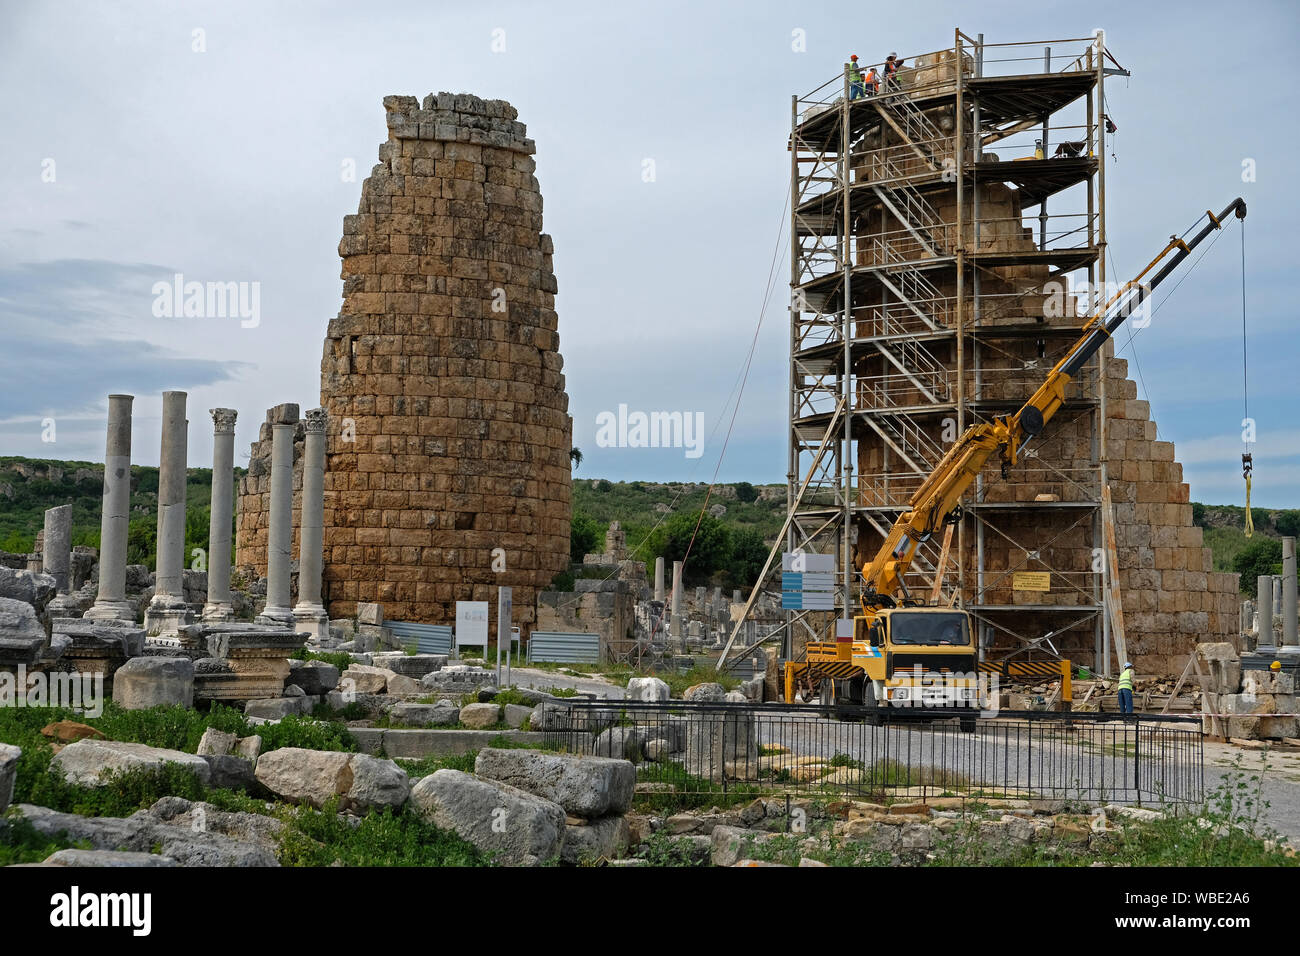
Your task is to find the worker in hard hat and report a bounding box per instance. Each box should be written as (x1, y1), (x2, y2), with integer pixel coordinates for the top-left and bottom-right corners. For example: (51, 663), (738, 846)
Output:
(884, 52), (905, 92)
(848, 54), (865, 100)
(1118, 661), (1135, 715)
(862, 64), (879, 96)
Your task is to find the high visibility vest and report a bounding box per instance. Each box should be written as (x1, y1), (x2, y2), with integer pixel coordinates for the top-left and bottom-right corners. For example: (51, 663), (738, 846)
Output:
(1118, 668), (1134, 692)
(863, 69), (877, 88)
(849, 64), (863, 83)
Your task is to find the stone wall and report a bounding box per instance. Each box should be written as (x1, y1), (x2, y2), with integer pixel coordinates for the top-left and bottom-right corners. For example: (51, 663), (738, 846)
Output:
(236, 93), (572, 634)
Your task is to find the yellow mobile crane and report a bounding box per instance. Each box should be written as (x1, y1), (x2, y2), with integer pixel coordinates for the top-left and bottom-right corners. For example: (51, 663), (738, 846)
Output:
(784, 198), (1248, 726)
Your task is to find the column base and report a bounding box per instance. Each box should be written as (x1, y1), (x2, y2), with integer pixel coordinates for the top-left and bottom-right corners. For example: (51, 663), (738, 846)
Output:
(255, 606), (296, 628)
(201, 602), (234, 623)
(292, 604), (329, 642)
(47, 594), (83, 621)
(144, 596), (194, 641)
(85, 600), (136, 623)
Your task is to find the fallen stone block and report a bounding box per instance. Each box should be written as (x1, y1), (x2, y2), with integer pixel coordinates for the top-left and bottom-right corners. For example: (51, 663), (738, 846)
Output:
(503, 703), (533, 728)
(197, 727), (238, 757)
(341, 664), (395, 695)
(710, 825), (776, 867)
(200, 754), (262, 793)
(370, 652), (446, 678)
(41, 849), (177, 867)
(389, 701), (459, 727)
(473, 748), (635, 817)
(592, 726), (643, 761)
(15, 804), (276, 866)
(253, 748), (409, 812)
(110, 656), (194, 710)
(50, 739), (211, 788)
(408, 769), (565, 865)
(459, 702), (501, 729)
(0, 742), (19, 812)
(245, 697), (307, 720)
(626, 676), (669, 702)
(561, 815), (630, 863)
(287, 659), (340, 695)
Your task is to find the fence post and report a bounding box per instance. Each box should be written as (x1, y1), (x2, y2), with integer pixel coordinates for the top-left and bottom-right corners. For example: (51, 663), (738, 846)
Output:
(1133, 720), (1141, 806)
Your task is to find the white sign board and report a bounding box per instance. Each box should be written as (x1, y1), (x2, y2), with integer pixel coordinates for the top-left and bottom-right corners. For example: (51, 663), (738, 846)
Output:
(781, 552), (837, 573)
(455, 601), (489, 652)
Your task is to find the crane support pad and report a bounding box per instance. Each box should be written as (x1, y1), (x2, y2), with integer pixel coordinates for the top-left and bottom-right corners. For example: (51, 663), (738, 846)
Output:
(979, 660), (1068, 679)
(787, 660), (866, 681)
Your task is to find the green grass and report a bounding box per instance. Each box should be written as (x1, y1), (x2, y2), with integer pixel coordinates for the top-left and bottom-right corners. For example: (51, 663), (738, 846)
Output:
(276, 801), (491, 866)
(632, 760), (763, 813)
(0, 815), (93, 866)
(290, 648), (354, 672)
(0, 703), (356, 812)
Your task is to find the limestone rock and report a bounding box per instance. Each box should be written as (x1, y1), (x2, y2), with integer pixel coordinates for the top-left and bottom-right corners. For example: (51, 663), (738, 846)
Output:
(459, 702), (501, 729)
(245, 697), (307, 719)
(200, 754), (262, 793)
(0, 596), (48, 659)
(389, 700), (459, 727)
(408, 768), (565, 865)
(503, 703), (533, 728)
(341, 664), (394, 694)
(592, 726), (643, 761)
(50, 739), (211, 788)
(15, 803), (276, 866)
(112, 656), (195, 710)
(288, 658), (340, 695)
(683, 682), (726, 702)
(0, 742), (19, 812)
(627, 676), (669, 702)
(253, 747), (409, 812)
(41, 849), (177, 867)
(473, 748), (635, 817)
(561, 815), (629, 863)
(387, 673), (421, 696)
(0, 567), (56, 611)
(197, 727), (238, 757)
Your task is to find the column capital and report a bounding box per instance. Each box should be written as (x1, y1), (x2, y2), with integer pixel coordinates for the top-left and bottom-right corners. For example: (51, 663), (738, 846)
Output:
(209, 407), (238, 434)
(304, 407), (329, 434)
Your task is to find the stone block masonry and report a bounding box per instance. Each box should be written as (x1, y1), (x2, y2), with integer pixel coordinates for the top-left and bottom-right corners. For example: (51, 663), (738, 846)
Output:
(235, 93), (571, 633)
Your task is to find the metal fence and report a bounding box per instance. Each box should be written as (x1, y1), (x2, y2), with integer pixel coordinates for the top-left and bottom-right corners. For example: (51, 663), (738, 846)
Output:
(386, 622), (453, 655)
(528, 631), (601, 664)
(540, 700), (1203, 806)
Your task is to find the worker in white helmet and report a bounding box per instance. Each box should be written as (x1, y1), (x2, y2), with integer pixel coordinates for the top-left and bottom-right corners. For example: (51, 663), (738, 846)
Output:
(1118, 661), (1135, 715)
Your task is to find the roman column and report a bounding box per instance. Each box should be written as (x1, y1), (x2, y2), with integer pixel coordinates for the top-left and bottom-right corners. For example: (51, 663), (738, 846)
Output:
(654, 556), (665, 603)
(671, 559), (684, 644)
(87, 394), (136, 621)
(202, 408), (238, 621)
(1284, 537), (1298, 648)
(145, 391), (193, 639)
(293, 407), (329, 639)
(256, 412), (296, 627)
(43, 504), (75, 618)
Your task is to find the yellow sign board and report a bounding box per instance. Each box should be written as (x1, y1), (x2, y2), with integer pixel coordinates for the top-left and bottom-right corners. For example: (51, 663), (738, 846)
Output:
(1012, 571), (1051, 592)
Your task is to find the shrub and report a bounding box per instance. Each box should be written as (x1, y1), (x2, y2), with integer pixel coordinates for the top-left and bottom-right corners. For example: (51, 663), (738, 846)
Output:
(1233, 538), (1283, 597)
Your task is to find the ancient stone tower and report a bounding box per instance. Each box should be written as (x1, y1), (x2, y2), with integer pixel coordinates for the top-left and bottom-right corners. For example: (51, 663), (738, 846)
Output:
(788, 39), (1239, 676)
(236, 93), (572, 631)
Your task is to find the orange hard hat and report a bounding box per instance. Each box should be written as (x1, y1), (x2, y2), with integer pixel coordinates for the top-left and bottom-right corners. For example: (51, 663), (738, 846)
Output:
(851, 54), (858, 60)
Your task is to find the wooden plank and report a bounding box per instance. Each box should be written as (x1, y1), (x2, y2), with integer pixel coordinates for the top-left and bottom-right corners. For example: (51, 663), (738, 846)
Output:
(1101, 485), (1129, 672)
(1161, 655), (1195, 715)
(929, 523), (955, 604)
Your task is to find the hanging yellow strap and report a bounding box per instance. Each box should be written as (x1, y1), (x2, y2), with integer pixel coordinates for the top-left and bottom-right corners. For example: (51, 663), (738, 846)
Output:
(1244, 472), (1254, 539)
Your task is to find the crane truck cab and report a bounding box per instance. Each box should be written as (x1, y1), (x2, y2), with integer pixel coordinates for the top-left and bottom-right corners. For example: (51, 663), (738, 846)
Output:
(787, 606), (982, 730)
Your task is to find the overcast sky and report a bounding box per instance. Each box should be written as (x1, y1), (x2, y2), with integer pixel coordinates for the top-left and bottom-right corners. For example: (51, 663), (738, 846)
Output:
(1, 0), (1295, 507)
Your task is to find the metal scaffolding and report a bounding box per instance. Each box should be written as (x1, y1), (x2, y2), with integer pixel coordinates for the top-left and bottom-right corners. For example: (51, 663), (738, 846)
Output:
(787, 29), (1129, 672)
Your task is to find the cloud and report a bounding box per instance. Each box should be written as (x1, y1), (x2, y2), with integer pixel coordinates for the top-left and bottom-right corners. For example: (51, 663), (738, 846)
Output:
(0, 258), (248, 419)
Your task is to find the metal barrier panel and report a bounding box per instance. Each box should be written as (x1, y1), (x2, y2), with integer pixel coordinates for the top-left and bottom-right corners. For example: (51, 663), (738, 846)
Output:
(539, 701), (1203, 806)
(529, 631), (600, 664)
(386, 622), (453, 655)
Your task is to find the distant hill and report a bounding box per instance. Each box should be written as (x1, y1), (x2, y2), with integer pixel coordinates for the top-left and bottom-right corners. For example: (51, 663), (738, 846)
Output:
(1, 457), (1291, 593)
(0, 456), (239, 568)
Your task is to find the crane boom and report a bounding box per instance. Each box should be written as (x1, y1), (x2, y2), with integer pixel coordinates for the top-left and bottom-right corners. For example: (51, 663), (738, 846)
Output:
(859, 198), (1247, 608)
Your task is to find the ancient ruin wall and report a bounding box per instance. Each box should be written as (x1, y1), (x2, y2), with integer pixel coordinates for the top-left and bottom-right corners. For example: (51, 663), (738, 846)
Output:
(236, 93), (572, 630)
